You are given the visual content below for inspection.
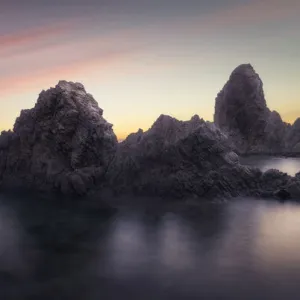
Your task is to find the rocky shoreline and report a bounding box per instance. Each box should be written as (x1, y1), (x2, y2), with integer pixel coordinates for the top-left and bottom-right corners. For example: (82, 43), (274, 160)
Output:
(1, 65), (300, 201)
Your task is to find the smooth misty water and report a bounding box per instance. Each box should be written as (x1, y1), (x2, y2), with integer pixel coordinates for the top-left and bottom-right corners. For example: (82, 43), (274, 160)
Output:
(240, 155), (300, 176)
(1, 157), (300, 300)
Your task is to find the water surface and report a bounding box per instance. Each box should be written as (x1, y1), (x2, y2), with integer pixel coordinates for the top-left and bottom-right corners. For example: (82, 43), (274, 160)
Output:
(1, 157), (300, 299)
(1, 194), (300, 299)
(240, 155), (300, 176)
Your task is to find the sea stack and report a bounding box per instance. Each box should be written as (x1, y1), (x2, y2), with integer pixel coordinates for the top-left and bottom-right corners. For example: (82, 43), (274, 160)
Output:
(214, 64), (289, 154)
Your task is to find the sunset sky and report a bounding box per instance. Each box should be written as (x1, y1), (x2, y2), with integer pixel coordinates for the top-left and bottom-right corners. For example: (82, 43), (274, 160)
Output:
(1, 0), (299, 140)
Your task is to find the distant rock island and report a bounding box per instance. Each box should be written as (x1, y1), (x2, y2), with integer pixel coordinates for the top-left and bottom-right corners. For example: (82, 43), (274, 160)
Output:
(215, 64), (300, 154)
(1, 65), (300, 200)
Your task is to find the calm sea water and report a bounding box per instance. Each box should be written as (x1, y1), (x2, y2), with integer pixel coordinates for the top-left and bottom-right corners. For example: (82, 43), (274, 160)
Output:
(1, 157), (300, 299)
(240, 155), (300, 176)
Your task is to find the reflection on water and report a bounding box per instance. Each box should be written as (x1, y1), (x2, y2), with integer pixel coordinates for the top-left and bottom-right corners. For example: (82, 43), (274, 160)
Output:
(1, 192), (300, 299)
(240, 155), (300, 176)
(254, 203), (300, 268)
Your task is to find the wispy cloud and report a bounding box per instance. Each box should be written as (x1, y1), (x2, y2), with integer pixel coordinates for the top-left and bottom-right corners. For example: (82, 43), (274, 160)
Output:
(0, 24), (69, 49)
(0, 22), (83, 61)
(0, 47), (135, 96)
(202, 0), (300, 27)
(160, 0), (300, 36)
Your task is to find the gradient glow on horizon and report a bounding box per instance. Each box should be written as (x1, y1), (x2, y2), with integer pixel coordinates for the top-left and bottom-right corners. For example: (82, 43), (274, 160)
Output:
(1, 0), (300, 140)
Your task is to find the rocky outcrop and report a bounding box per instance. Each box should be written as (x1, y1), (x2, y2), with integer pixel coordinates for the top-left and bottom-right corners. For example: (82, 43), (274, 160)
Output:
(106, 110), (300, 200)
(106, 115), (239, 198)
(0, 81), (117, 195)
(285, 118), (300, 153)
(1, 78), (300, 201)
(105, 114), (299, 200)
(214, 64), (291, 154)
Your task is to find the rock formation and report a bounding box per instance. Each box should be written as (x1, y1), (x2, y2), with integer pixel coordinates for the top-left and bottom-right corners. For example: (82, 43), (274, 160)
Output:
(105, 113), (300, 200)
(285, 118), (300, 153)
(214, 64), (292, 154)
(106, 114), (240, 199)
(0, 78), (300, 201)
(0, 81), (117, 195)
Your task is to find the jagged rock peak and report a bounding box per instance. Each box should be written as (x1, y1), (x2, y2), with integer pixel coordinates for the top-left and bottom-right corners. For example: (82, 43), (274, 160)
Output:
(151, 114), (176, 128)
(149, 114), (184, 138)
(213, 64), (300, 154)
(214, 63), (271, 152)
(146, 114), (205, 143)
(151, 114), (204, 130)
(122, 128), (144, 146)
(35, 80), (103, 119)
(14, 80), (116, 140)
(229, 63), (265, 104)
(190, 114), (200, 121)
(190, 114), (204, 126)
(0, 80), (118, 195)
(137, 128), (144, 134)
(230, 63), (257, 77)
(56, 80), (86, 91)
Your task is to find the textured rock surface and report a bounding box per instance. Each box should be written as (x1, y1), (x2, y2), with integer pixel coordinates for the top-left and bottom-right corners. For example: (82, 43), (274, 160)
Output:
(285, 118), (300, 152)
(106, 112), (300, 200)
(214, 64), (291, 154)
(107, 115), (239, 198)
(1, 79), (300, 201)
(0, 81), (117, 195)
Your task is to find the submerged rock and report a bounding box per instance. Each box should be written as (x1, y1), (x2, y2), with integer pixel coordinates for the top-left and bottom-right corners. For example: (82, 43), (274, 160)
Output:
(0, 81), (117, 195)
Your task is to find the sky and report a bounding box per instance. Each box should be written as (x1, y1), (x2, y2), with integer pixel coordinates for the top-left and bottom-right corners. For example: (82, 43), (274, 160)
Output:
(0, 0), (299, 140)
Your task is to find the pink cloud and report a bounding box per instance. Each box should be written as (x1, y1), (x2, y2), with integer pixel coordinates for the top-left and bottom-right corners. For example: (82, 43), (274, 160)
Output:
(0, 24), (70, 49)
(0, 47), (135, 96)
